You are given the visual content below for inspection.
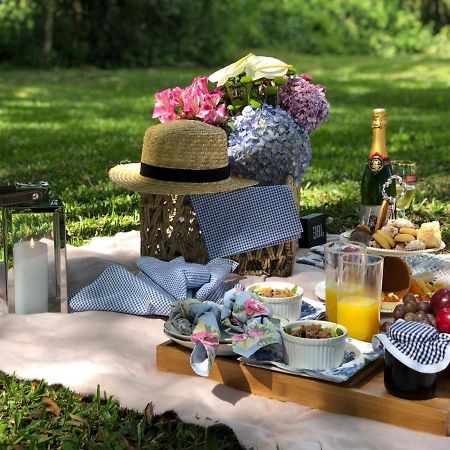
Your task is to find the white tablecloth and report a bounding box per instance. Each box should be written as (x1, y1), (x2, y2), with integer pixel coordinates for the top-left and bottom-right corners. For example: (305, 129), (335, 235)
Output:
(0, 231), (448, 450)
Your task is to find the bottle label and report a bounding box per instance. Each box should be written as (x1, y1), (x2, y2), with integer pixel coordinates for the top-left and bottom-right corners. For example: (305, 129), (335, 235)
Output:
(404, 174), (417, 184)
(367, 152), (389, 173)
(360, 204), (381, 231)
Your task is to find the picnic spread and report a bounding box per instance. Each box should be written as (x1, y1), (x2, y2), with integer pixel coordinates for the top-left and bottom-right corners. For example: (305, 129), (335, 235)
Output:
(0, 231), (449, 450)
(1, 53), (450, 450)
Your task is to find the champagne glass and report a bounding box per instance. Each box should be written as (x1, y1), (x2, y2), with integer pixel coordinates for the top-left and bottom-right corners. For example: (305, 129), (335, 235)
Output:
(337, 253), (383, 342)
(391, 160), (417, 217)
(324, 241), (366, 323)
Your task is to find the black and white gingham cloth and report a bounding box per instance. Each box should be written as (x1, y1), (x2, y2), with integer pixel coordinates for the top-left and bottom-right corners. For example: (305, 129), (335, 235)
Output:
(191, 185), (303, 260)
(69, 257), (238, 316)
(373, 320), (450, 373)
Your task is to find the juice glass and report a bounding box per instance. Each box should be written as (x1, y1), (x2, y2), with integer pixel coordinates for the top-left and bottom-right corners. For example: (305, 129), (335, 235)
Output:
(324, 241), (366, 323)
(337, 253), (384, 342)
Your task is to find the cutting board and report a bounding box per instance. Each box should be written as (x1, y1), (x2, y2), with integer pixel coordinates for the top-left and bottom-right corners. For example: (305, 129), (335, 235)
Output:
(156, 341), (450, 436)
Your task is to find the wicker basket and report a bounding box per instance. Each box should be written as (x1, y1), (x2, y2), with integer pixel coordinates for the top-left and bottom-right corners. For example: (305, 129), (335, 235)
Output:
(140, 183), (301, 277)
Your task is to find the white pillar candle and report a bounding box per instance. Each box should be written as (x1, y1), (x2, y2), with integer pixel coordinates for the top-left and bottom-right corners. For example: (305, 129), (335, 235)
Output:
(13, 239), (48, 314)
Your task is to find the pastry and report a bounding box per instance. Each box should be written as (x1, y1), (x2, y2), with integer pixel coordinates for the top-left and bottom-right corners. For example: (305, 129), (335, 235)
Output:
(416, 221), (442, 249)
(377, 229), (396, 248)
(399, 227), (418, 237)
(394, 233), (416, 243)
(375, 200), (391, 231)
(387, 218), (416, 229)
(381, 224), (399, 238)
(404, 240), (426, 251)
(373, 231), (391, 249)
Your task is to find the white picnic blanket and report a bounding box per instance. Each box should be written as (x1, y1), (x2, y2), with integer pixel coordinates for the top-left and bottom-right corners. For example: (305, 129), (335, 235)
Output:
(0, 231), (448, 450)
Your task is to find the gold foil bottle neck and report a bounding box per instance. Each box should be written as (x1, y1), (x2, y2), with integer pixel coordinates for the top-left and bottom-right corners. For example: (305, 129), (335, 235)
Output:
(372, 108), (386, 129)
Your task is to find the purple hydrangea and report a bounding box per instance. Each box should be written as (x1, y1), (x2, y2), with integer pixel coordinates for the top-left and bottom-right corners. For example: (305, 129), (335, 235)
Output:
(279, 75), (329, 132)
(228, 105), (312, 186)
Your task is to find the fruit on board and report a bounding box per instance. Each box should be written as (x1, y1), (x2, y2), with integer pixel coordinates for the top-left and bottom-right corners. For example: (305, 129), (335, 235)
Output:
(430, 288), (450, 315)
(436, 307), (450, 334)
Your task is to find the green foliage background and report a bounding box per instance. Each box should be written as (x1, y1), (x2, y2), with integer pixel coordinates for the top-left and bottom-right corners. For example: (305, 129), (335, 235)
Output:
(1, 0), (450, 67)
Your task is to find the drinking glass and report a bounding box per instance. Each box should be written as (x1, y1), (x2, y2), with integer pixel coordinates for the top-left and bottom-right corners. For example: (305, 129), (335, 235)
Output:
(324, 241), (366, 323)
(391, 160), (417, 216)
(337, 253), (383, 342)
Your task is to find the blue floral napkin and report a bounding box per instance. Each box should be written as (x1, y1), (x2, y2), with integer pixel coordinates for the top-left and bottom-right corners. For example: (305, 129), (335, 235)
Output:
(70, 257), (237, 316)
(191, 185), (303, 260)
(167, 288), (282, 376)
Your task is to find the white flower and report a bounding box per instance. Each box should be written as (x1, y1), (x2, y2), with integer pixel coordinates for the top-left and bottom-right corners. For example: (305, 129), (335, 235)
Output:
(209, 53), (293, 86)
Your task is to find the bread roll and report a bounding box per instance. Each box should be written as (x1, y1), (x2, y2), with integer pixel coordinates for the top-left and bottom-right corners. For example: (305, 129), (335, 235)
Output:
(417, 221), (442, 249)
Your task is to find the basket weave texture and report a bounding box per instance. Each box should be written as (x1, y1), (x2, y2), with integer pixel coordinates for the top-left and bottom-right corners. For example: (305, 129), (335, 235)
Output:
(140, 183), (300, 277)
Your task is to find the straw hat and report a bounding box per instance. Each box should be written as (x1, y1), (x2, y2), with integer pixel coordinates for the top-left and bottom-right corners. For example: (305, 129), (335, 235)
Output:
(109, 120), (256, 195)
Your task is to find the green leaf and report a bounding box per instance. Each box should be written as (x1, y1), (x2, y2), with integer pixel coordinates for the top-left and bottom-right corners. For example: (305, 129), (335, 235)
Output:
(264, 86), (278, 95)
(233, 99), (247, 108)
(227, 104), (235, 110)
(240, 76), (252, 83)
(284, 327), (292, 335)
(335, 328), (344, 337)
(273, 77), (287, 86)
(249, 99), (261, 108)
(287, 67), (297, 76)
(291, 285), (298, 294)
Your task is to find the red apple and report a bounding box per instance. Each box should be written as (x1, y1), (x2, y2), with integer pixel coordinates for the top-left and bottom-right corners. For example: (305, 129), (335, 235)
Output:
(430, 288), (450, 315)
(436, 307), (450, 334)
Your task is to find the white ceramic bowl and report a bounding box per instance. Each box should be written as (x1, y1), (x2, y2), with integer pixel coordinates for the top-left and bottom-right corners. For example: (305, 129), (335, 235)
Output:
(245, 282), (303, 322)
(281, 320), (347, 370)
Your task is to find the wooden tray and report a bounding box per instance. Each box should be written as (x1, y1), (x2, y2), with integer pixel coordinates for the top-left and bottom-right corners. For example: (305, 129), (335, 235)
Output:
(156, 341), (450, 436)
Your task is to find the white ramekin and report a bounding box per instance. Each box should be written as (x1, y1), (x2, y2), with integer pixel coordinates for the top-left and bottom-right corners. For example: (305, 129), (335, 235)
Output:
(281, 320), (347, 370)
(245, 281), (303, 322)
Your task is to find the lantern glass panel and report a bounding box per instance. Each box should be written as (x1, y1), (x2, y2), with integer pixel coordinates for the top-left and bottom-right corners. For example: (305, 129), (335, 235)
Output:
(1, 198), (67, 314)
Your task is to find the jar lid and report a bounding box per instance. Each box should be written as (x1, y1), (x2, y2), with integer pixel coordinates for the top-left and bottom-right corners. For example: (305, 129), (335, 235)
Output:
(373, 319), (450, 373)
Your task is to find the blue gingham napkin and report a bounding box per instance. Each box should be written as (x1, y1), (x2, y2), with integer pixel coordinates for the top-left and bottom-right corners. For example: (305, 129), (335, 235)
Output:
(373, 320), (450, 373)
(69, 257), (237, 316)
(191, 185), (303, 260)
(296, 245), (325, 268)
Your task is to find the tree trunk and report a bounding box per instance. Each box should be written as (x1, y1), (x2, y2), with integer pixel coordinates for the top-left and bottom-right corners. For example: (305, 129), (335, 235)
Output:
(43, 0), (55, 56)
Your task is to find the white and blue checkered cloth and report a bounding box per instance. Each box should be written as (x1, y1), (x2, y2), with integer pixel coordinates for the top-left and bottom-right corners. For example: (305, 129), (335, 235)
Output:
(191, 185), (303, 260)
(69, 257), (238, 316)
(373, 320), (450, 373)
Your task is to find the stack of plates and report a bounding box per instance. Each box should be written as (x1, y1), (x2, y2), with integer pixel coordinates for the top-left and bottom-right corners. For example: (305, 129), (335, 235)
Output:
(163, 322), (235, 356)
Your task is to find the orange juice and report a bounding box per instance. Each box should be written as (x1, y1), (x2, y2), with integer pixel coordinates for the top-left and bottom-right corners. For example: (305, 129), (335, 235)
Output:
(325, 286), (338, 323)
(337, 295), (380, 342)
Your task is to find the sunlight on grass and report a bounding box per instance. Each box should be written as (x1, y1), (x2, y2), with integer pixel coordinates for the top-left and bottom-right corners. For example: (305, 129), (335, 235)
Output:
(0, 54), (449, 244)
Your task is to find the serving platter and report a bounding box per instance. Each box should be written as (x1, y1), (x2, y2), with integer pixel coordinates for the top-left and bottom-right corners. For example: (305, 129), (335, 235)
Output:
(340, 231), (446, 256)
(366, 241), (446, 257)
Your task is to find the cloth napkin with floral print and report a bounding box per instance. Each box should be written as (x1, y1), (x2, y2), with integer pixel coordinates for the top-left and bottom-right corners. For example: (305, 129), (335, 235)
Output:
(168, 287), (282, 377)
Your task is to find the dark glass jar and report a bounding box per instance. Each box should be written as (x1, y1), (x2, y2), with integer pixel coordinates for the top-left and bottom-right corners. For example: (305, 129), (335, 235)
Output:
(384, 350), (436, 400)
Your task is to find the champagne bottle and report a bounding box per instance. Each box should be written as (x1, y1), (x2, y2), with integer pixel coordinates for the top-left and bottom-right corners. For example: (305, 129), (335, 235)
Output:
(360, 108), (395, 229)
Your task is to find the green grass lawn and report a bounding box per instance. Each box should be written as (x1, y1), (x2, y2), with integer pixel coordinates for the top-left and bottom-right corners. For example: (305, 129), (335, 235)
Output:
(0, 53), (448, 244)
(0, 54), (449, 448)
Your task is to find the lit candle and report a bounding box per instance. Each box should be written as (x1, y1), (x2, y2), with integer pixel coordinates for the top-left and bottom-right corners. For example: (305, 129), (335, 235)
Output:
(13, 239), (48, 314)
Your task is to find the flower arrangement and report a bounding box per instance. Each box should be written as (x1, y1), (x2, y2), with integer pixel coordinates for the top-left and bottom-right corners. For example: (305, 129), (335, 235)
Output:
(152, 53), (329, 185)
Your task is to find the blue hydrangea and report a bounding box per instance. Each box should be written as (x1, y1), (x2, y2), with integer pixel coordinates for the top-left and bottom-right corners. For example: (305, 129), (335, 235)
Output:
(228, 105), (312, 186)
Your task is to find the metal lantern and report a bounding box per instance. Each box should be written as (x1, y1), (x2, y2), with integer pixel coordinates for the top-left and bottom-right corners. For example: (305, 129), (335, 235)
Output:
(0, 183), (68, 314)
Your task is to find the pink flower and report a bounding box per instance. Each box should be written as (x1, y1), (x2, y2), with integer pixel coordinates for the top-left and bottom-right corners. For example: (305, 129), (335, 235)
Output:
(244, 298), (269, 318)
(152, 76), (227, 126)
(191, 330), (219, 351)
(231, 334), (248, 343)
(247, 328), (266, 338)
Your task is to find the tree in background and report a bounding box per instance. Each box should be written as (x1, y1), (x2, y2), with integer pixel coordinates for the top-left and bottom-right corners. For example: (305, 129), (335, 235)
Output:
(0, 0), (449, 67)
